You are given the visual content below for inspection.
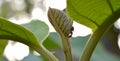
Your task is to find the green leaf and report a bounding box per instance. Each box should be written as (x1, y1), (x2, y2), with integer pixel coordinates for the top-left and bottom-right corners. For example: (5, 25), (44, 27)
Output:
(48, 7), (73, 37)
(0, 17), (39, 47)
(67, 0), (120, 31)
(0, 17), (58, 61)
(48, 8), (73, 61)
(67, 0), (120, 61)
(43, 32), (61, 49)
(22, 20), (49, 43)
(70, 36), (90, 57)
(66, 0), (120, 38)
(0, 40), (8, 60)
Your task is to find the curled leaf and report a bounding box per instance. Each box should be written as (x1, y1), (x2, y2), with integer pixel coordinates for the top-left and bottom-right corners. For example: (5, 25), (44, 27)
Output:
(48, 7), (73, 61)
(48, 7), (73, 37)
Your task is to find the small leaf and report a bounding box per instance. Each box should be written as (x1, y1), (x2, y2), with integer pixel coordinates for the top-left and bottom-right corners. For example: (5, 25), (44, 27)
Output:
(48, 8), (73, 61)
(22, 20), (49, 43)
(0, 39), (8, 60)
(48, 7), (73, 37)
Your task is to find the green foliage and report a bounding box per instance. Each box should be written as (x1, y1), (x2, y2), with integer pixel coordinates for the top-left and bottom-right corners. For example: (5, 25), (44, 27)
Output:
(22, 20), (49, 43)
(0, 0), (120, 61)
(43, 32), (61, 49)
(0, 18), (49, 45)
(67, 0), (120, 61)
(48, 8), (73, 37)
(48, 8), (73, 61)
(0, 17), (58, 61)
(0, 17), (39, 46)
(67, 0), (120, 31)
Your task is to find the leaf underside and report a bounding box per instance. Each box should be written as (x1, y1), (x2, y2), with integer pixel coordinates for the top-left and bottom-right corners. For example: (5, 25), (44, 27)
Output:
(67, 0), (120, 31)
(67, 0), (120, 61)
(22, 20), (49, 43)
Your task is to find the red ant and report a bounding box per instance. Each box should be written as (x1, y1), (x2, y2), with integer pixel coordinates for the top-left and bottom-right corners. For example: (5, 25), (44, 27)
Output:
(68, 26), (74, 37)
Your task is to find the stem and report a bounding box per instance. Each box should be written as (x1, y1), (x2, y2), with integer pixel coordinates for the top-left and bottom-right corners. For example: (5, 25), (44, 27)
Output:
(80, 29), (104, 61)
(31, 44), (59, 61)
(61, 35), (73, 61)
(80, 9), (120, 61)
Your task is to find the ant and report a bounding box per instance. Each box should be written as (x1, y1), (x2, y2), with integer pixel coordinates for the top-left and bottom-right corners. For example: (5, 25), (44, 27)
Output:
(68, 26), (74, 37)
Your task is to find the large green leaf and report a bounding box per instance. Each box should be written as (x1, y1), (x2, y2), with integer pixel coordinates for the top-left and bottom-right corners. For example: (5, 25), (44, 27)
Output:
(67, 0), (120, 31)
(0, 40), (8, 60)
(67, 0), (120, 61)
(22, 20), (49, 43)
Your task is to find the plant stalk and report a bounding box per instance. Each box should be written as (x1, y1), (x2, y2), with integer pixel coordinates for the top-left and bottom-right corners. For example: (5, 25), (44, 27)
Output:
(30, 44), (59, 61)
(80, 29), (103, 61)
(60, 35), (73, 61)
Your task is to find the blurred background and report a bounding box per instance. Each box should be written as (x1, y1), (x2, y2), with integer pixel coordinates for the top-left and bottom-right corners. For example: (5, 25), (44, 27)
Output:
(0, 0), (120, 61)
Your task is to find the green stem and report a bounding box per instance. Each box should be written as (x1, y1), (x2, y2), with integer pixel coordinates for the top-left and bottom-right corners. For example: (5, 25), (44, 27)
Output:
(61, 35), (73, 61)
(80, 9), (120, 61)
(80, 28), (104, 61)
(30, 44), (59, 61)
